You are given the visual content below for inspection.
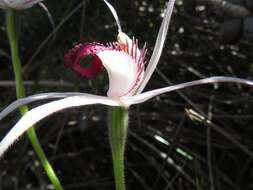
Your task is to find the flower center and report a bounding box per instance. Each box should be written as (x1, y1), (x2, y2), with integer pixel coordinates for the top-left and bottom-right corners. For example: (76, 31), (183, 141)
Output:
(64, 34), (147, 97)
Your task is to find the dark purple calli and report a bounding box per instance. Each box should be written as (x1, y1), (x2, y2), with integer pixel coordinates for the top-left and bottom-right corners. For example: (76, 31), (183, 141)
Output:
(64, 43), (107, 78)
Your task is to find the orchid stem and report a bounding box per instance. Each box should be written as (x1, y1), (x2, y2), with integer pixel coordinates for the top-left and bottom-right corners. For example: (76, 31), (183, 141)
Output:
(6, 9), (64, 190)
(108, 107), (129, 190)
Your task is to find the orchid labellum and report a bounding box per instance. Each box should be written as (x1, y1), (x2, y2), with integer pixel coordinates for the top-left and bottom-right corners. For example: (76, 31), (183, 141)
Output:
(0, 0), (42, 10)
(0, 0), (253, 158)
(64, 36), (146, 97)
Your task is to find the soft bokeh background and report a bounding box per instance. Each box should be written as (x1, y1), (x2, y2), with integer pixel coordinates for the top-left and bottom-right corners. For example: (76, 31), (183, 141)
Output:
(0, 0), (253, 189)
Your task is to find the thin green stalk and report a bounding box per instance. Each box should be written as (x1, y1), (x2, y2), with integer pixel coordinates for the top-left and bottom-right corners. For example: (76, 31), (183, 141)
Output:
(108, 107), (129, 190)
(6, 9), (64, 190)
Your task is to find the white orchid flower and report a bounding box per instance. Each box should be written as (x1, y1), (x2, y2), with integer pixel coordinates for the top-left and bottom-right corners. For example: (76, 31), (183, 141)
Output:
(0, 0), (42, 10)
(0, 0), (253, 157)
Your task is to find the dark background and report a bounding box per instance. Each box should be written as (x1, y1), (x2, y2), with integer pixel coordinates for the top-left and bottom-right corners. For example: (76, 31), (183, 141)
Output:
(0, 0), (253, 189)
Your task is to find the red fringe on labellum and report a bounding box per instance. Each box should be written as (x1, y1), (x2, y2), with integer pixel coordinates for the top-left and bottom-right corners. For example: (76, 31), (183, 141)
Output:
(64, 38), (147, 96)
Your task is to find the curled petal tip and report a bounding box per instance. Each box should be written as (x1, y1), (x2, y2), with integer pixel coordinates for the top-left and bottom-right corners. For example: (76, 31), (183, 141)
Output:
(103, 0), (122, 32)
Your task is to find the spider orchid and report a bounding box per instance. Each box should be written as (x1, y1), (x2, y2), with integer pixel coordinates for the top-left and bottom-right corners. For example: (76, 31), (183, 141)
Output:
(0, 0), (253, 157)
(0, 0), (42, 10)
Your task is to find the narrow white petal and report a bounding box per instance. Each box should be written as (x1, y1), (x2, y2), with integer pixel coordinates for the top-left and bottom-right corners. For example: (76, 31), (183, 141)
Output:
(125, 77), (253, 105)
(39, 2), (55, 33)
(136, 0), (176, 93)
(0, 95), (120, 157)
(97, 50), (140, 97)
(0, 92), (85, 121)
(103, 0), (122, 32)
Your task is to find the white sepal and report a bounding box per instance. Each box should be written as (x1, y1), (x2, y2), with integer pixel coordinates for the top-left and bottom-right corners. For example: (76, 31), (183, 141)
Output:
(0, 95), (120, 157)
(126, 77), (253, 105)
(0, 92), (85, 121)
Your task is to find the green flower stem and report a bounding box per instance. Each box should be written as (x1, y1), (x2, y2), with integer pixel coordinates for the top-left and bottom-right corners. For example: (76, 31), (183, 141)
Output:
(6, 9), (64, 190)
(108, 107), (129, 190)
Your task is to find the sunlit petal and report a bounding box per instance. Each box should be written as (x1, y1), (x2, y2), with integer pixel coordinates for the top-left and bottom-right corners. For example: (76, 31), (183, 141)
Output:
(103, 0), (122, 32)
(0, 95), (120, 157)
(0, 92), (85, 121)
(136, 0), (176, 93)
(97, 50), (144, 97)
(125, 77), (253, 105)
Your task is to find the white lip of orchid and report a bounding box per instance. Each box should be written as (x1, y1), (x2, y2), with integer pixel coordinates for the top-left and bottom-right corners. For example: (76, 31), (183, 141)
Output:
(97, 49), (144, 97)
(96, 33), (145, 97)
(0, 0), (42, 9)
